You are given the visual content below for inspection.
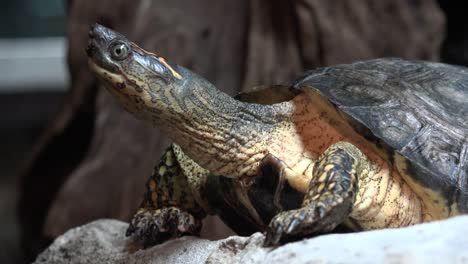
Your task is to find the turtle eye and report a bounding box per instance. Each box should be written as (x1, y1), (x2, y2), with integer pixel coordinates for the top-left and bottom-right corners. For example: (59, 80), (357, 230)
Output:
(110, 42), (129, 60)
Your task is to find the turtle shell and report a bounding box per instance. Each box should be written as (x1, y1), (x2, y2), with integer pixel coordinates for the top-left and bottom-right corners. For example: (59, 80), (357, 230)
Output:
(293, 58), (468, 213)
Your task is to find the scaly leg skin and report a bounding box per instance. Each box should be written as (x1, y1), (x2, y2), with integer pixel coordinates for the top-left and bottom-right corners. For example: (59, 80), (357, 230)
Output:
(126, 145), (207, 247)
(264, 142), (362, 246)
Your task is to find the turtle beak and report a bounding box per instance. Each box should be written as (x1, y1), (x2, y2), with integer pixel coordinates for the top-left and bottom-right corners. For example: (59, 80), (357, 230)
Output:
(86, 24), (124, 73)
(86, 24), (113, 58)
(86, 24), (101, 60)
(88, 24), (116, 43)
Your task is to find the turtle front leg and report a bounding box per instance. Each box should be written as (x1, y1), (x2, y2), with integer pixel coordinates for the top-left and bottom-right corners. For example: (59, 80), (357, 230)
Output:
(127, 145), (206, 247)
(264, 142), (362, 246)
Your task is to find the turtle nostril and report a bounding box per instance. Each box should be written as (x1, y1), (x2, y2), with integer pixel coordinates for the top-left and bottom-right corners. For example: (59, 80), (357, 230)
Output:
(88, 23), (99, 38)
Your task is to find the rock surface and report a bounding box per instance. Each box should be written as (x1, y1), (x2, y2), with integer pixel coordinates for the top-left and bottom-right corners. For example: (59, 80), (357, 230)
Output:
(35, 216), (468, 264)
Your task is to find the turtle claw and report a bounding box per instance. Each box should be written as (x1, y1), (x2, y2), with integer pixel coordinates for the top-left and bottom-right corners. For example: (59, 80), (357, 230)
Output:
(126, 207), (202, 247)
(286, 215), (303, 233)
(263, 225), (283, 247)
(264, 210), (299, 247)
(264, 200), (349, 246)
(264, 206), (324, 247)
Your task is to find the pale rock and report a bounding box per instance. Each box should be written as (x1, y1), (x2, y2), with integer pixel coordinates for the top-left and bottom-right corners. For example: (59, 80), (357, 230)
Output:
(35, 216), (468, 264)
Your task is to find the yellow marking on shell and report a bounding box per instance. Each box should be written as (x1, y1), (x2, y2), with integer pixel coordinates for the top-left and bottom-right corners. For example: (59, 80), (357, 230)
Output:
(394, 153), (460, 220)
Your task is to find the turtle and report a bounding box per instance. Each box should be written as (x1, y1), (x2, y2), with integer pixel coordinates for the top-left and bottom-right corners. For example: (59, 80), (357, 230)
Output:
(86, 24), (468, 247)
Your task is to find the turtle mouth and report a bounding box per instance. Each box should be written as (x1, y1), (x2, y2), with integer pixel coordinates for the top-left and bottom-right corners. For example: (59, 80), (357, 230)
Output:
(86, 24), (121, 74)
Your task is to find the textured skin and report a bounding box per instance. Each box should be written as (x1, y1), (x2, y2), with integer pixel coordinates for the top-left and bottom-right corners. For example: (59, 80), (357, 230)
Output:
(87, 25), (467, 246)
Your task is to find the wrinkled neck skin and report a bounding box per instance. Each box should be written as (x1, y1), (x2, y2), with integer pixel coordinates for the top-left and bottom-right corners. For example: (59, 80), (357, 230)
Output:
(134, 66), (293, 175)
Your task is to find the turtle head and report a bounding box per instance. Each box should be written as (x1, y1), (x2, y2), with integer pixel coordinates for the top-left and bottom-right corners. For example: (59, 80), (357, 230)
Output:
(86, 24), (185, 120)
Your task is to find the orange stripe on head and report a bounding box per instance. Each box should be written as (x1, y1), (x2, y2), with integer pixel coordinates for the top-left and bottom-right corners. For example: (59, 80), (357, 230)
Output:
(157, 57), (182, 80)
(131, 42), (157, 56)
(130, 42), (183, 80)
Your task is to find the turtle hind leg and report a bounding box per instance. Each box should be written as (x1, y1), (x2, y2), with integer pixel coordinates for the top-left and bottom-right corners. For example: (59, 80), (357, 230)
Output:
(126, 207), (202, 247)
(127, 145), (206, 247)
(264, 142), (362, 246)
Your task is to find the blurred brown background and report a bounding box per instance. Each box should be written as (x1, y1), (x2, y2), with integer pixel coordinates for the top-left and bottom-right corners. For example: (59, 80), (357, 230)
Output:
(0, 0), (466, 263)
